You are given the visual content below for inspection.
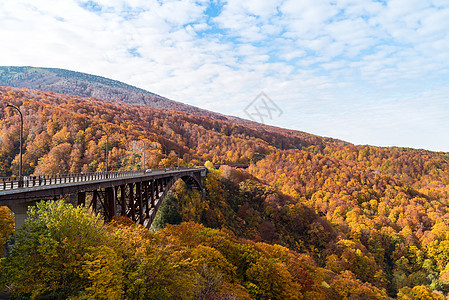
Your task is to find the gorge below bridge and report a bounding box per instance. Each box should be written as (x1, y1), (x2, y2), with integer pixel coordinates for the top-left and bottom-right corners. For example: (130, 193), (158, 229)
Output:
(0, 167), (207, 230)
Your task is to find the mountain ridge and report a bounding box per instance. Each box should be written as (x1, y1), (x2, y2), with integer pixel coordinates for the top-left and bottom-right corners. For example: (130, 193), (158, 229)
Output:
(0, 66), (238, 122)
(0, 65), (344, 147)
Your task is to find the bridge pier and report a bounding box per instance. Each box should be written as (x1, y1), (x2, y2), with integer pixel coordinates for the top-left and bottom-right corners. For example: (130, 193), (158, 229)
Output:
(8, 201), (36, 233)
(128, 183), (135, 222)
(136, 182), (143, 224)
(78, 191), (86, 206)
(120, 185), (126, 216)
(104, 187), (115, 220)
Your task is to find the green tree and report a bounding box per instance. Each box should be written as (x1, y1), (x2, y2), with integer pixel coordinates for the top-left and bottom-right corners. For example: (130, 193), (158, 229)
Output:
(151, 194), (182, 229)
(0, 200), (109, 299)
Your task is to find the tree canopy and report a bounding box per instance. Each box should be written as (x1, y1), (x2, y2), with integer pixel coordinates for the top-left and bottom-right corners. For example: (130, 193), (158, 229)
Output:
(1, 86), (449, 298)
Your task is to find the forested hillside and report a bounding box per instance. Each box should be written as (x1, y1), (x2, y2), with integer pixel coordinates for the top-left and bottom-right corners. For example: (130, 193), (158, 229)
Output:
(1, 86), (449, 299)
(0, 86), (335, 176)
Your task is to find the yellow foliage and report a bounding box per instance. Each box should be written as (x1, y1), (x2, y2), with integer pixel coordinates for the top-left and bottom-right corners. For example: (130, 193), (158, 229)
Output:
(82, 245), (124, 299)
(204, 160), (214, 170)
(254, 242), (290, 261)
(52, 126), (71, 147)
(0, 206), (14, 255)
(246, 256), (303, 299)
(191, 245), (237, 280)
(398, 285), (446, 300)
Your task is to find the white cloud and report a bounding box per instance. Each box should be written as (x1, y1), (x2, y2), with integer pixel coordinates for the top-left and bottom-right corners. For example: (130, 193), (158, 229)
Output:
(0, 0), (448, 150)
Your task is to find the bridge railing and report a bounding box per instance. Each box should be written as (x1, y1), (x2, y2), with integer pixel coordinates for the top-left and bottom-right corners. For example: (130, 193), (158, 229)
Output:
(0, 171), (134, 191)
(0, 167), (202, 191)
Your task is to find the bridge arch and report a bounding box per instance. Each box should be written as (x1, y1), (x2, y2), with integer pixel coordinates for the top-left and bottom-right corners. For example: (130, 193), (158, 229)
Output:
(178, 173), (203, 192)
(144, 173), (204, 225)
(85, 171), (205, 228)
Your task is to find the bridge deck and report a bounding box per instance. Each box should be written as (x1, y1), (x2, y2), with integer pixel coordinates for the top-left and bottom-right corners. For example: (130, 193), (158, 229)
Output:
(0, 167), (206, 206)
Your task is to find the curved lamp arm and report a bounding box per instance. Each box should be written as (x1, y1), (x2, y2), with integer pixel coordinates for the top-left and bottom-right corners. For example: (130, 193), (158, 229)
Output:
(6, 104), (23, 185)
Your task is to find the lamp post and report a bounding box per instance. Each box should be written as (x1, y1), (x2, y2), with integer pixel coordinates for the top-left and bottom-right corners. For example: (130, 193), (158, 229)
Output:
(162, 141), (167, 169)
(142, 140), (146, 170)
(99, 128), (109, 173)
(7, 104), (23, 186)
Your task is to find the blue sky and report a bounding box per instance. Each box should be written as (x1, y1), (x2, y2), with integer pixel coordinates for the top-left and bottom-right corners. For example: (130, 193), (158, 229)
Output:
(0, 0), (448, 151)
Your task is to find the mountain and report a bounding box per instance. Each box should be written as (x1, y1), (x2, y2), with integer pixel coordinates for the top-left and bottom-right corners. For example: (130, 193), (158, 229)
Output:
(2, 74), (449, 298)
(0, 86), (338, 177)
(0, 66), (232, 121)
(0, 66), (342, 149)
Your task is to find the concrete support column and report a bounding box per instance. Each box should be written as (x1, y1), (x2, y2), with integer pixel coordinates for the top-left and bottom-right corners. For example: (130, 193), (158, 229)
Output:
(8, 201), (36, 232)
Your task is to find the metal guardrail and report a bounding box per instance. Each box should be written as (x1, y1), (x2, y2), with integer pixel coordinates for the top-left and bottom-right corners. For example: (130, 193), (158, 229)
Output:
(0, 167), (202, 191)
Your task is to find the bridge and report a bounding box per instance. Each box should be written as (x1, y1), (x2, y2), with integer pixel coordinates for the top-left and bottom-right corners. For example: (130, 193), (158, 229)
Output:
(0, 167), (207, 230)
(214, 164), (249, 169)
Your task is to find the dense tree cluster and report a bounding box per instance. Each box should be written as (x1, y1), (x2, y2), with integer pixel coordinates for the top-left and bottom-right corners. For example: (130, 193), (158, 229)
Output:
(247, 149), (449, 296)
(0, 207), (13, 256)
(1, 86), (449, 298)
(0, 201), (391, 299)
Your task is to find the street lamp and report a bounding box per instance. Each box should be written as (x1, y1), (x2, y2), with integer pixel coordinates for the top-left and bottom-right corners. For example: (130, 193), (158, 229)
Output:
(99, 128), (109, 173)
(162, 141), (167, 169)
(6, 104), (23, 186)
(142, 140), (146, 170)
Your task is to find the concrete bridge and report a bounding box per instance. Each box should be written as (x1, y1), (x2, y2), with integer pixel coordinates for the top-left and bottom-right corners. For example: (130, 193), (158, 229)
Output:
(0, 167), (207, 230)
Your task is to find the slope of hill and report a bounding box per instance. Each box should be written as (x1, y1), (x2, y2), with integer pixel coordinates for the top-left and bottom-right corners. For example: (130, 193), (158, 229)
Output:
(0, 66), (346, 148)
(0, 66), (232, 121)
(0, 86), (335, 176)
(1, 87), (449, 298)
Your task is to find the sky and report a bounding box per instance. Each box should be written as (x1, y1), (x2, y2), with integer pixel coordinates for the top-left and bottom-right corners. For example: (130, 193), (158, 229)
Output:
(0, 0), (448, 152)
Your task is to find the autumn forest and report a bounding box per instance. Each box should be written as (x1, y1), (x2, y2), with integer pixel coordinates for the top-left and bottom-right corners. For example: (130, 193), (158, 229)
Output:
(1, 86), (449, 299)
